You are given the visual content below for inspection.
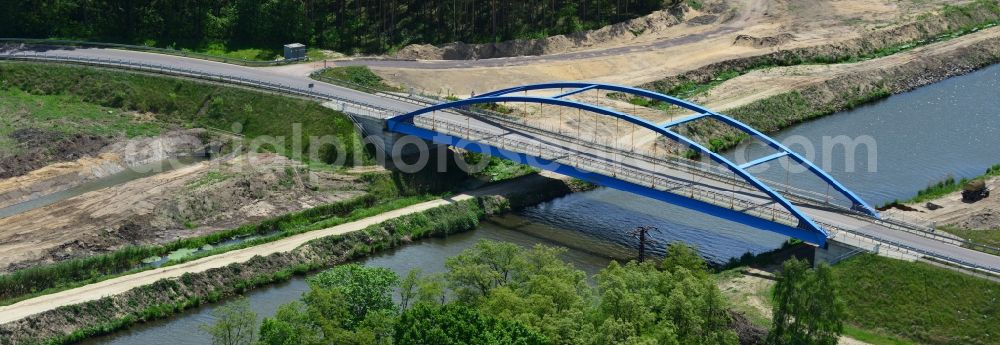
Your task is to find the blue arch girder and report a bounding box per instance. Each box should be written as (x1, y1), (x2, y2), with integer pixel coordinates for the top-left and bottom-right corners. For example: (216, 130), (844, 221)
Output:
(474, 82), (880, 219)
(386, 83), (879, 246)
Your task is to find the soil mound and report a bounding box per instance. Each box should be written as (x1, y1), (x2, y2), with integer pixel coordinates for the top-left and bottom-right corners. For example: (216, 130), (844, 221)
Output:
(732, 33), (794, 48)
(956, 211), (1000, 230)
(393, 2), (728, 60)
(0, 128), (110, 179)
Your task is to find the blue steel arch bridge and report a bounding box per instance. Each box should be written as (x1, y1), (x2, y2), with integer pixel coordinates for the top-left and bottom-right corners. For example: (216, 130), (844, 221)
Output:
(378, 82), (998, 276)
(387, 82), (878, 247)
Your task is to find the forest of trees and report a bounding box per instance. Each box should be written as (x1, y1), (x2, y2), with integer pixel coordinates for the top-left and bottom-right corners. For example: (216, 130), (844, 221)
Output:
(1, 0), (671, 54)
(204, 241), (845, 345)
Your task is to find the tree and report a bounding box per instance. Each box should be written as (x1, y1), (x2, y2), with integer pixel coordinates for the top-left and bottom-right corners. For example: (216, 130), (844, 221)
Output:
(259, 265), (400, 345)
(767, 259), (845, 345)
(399, 269), (421, 310)
(307, 263), (399, 326)
(399, 269), (448, 308)
(444, 240), (525, 302)
(394, 303), (547, 345)
(596, 258), (738, 345)
(661, 242), (708, 277)
(200, 297), (258, 345)
(259, 240), (743, 345)
(258, 301), (324, 345)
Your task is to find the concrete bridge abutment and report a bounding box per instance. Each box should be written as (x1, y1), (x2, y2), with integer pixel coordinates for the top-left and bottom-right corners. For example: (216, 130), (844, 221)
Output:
(813, 238), (861, 266)
(349, 114), (444, 171)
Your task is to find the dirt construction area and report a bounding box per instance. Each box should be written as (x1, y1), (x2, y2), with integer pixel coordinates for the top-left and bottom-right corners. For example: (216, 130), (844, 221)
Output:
(886, 176), (1000, 231)
(364, 0), (974, 96)
(0, 145), (368, 273)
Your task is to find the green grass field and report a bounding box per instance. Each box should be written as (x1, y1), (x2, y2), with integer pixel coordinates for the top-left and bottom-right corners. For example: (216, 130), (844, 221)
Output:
(311, 66), (401, 92)
(833, 254), (1000, 345)
(0, 62), (363, 165)
(0, 88), (164, 139)
(939, 226), (1000, 247)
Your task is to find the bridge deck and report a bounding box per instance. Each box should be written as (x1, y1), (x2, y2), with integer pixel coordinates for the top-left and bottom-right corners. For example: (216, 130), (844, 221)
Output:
(401, 110), (1000, 274)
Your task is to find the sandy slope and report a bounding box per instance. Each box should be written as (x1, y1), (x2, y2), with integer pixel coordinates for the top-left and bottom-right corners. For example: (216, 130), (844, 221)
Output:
(363, 0), (966, 95)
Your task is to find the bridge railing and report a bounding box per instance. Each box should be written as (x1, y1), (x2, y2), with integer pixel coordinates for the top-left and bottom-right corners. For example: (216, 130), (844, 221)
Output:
(414, 116), (1000, 275)
(821, 221), (1000, 275)
(414, 116), (803, 229)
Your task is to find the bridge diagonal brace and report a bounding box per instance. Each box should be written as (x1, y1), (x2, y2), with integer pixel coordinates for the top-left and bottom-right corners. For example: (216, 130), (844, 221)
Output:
(738, 152), (789, 170)
(706, 113), (880, 218)
(552, 85), (597, 99)
(661, 113), (709, 128)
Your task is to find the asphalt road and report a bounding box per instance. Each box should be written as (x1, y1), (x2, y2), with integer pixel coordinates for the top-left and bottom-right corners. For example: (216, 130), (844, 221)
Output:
(1, 44), (423, 114)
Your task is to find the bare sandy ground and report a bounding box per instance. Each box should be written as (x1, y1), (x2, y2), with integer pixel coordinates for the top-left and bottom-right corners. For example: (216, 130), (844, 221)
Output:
(487, 22), (1000, 155)
(885, 176), (1000, 230)
(0, 153), (366, 272)
(694, 25), (1000, 112)
(367, 0), (965, 95)
(0, 130), (204, 210)
(0, 172), (565, 325)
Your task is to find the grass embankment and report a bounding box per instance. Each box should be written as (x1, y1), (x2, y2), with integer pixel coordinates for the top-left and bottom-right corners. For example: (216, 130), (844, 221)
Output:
(939, 226), (1000, 248)
(311, 66), (402, 93)
(162, 42), (326, 62)
(0, 62), (364, 164)
(0, 172), (438, 307)
(719, 250), (999, 345)
(833, 254), (1000, 345)
(0, 88), (163, 154)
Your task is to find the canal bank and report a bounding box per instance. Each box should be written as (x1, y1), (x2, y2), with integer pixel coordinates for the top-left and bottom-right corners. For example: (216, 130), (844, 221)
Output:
(78, 220), (617, 345)
(0, 173), (591, 344)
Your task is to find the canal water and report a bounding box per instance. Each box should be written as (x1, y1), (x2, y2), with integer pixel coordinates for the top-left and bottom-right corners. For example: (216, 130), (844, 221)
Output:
(84, 64), (1000, 344)
(80, 221), (615, 345)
